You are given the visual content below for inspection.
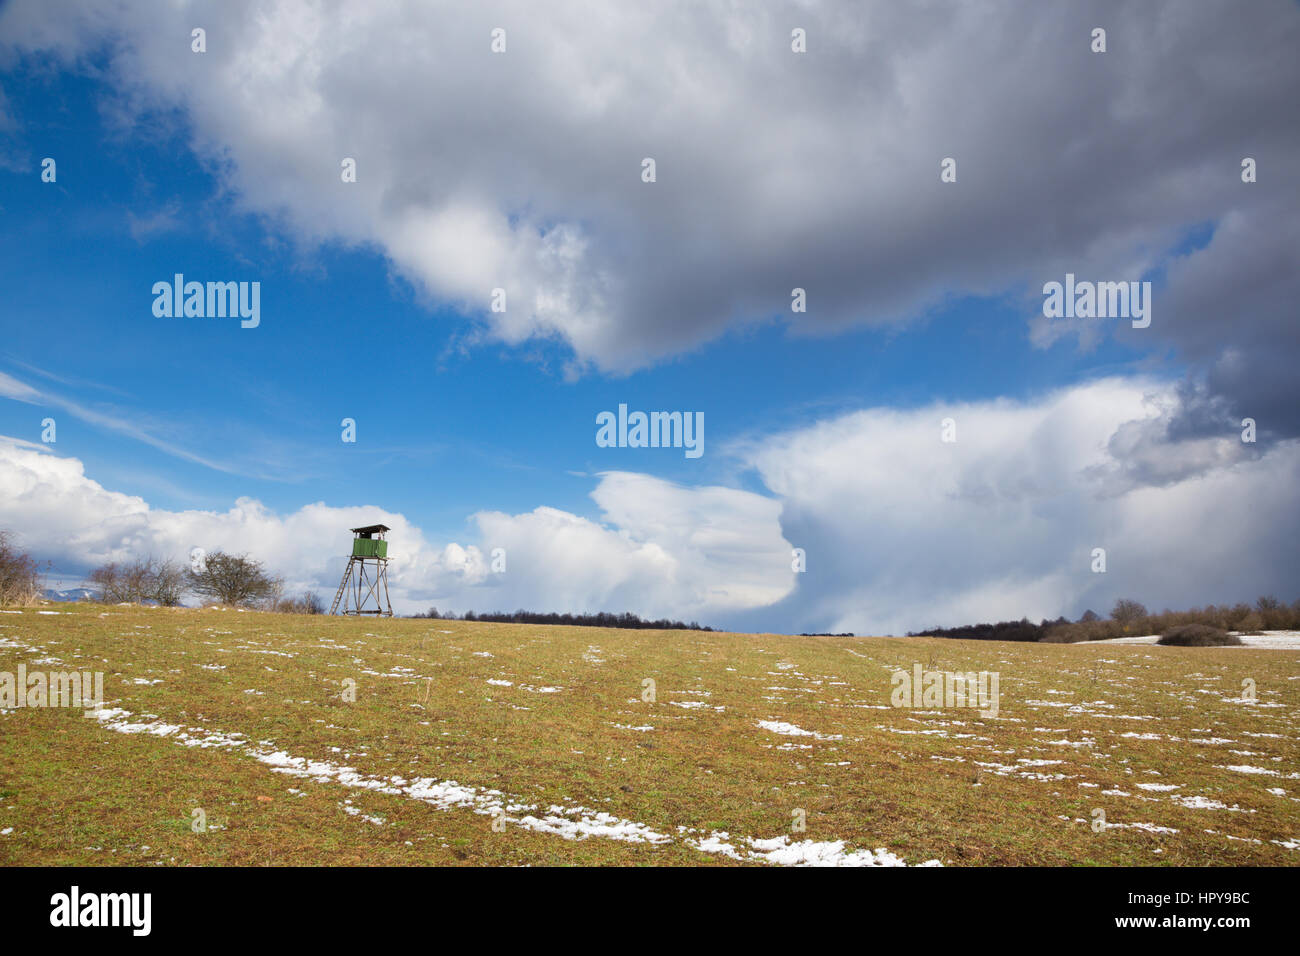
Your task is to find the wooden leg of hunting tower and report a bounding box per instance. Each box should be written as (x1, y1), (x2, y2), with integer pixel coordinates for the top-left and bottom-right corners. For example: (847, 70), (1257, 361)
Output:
(381, 561), (392, 617)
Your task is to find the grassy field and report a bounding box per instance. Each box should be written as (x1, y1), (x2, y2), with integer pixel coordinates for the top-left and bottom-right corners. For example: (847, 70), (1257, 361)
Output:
(1, 603), (1297, 866)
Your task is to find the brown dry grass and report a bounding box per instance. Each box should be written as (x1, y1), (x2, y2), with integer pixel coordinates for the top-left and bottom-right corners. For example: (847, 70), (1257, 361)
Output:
(1, 603), (1297, 866)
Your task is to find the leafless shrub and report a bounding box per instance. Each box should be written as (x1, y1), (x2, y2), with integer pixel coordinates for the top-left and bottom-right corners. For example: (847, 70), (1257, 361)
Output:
(1236, 611), (1265, 635)
(1158, 624), (1243, 647)
(272, 591), (324, 614)
(89, 557), (185, 606)
(0, 531), (42, 606)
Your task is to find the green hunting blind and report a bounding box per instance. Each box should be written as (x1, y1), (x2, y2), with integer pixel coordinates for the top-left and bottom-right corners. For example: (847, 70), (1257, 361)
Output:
(330, 524), (393, 616)
(352, 536), (388, 559)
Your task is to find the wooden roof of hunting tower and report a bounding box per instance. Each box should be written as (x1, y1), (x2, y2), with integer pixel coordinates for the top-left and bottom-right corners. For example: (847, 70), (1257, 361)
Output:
(350, 524), (390, 538)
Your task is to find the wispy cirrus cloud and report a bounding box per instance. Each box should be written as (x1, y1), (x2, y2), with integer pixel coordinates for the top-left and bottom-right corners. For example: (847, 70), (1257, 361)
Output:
(0, 366), (310, 481)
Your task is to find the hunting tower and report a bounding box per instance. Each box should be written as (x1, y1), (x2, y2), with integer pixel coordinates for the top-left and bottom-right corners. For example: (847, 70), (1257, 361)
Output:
(329, 524), (393, 616)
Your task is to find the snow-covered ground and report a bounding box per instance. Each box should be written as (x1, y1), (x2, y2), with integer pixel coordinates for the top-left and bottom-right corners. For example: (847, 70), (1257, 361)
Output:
(1096, 630), (1300, 649)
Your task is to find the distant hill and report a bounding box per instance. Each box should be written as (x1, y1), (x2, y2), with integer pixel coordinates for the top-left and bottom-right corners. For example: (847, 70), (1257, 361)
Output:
(43, 587), (99, 603)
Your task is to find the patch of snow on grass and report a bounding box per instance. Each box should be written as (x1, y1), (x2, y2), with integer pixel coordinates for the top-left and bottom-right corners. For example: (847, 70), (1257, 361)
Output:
(746, 835), (941, 867)
(1172, 795), (1253, 811)
(757, 720), (841, 741)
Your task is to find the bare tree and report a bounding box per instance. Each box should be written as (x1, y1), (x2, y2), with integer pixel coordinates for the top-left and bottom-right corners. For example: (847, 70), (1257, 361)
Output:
(152, 559), (186, 606)
(0, 531), (42, 606)
(89, 557), (186, 606)
(187, 551), (277, 607)
(1110, 598), (1148, 625)
(88, 562), (130, 603)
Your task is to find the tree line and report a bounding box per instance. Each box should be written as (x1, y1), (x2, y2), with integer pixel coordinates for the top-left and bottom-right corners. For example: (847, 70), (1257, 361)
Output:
(912, 595), (1300, 643)
(411, 607), (713, 631)
(89, 551), (323, 612)
(0, 530), (322, 612)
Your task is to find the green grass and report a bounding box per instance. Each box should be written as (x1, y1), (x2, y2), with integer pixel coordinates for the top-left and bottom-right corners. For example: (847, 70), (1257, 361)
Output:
(1, 603), (1297, 866)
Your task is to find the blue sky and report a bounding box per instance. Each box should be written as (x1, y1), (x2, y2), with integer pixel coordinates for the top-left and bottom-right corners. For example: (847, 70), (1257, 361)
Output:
(1, 1), (1296, 632)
